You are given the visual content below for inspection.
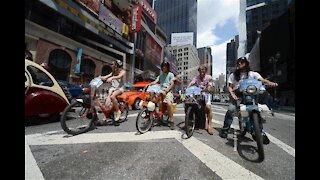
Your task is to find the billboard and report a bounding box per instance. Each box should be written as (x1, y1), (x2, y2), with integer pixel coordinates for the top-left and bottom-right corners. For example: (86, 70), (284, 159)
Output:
(171, 32), (194, 46)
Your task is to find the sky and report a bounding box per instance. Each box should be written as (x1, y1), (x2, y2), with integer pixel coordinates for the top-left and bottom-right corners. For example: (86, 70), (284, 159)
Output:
(197, 0), (240, 79)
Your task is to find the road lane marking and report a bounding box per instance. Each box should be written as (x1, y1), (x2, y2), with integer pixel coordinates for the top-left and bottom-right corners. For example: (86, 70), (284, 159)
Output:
(25, 138), (45, 180)
(177, 136), (264, 180)
(26, 130), (264, 180)
(265, 133), (295, 157)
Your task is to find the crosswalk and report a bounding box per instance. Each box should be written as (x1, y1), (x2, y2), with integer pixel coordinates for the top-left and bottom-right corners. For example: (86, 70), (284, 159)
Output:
(25, 104), (295, 180)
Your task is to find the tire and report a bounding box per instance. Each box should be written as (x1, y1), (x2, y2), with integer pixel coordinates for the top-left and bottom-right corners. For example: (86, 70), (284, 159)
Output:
(252, 112), (265, 162)
(133, 98), (141, 110)
(117, 101), (129, 123)
(60, 100), (95, 135)
(136, 108), (153, 134)
(185, 106), (196, 138)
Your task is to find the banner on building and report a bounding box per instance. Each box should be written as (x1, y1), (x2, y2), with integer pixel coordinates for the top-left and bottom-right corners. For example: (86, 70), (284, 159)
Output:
(130, 4), (142, 32)
(171, 32), (194, 46)
(99, 4), (123, 35)
(75, 48), (83, 74)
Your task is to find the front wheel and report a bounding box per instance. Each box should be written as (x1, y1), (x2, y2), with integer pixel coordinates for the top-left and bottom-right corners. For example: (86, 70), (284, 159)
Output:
(185, 106), (196, 138)
(252, 112), (265, 162)
(136, 108), (153, 134)
(60, 100), (95, 135)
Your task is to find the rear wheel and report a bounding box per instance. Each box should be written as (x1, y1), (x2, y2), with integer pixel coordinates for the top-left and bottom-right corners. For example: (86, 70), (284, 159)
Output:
(117, 101), (129, 123)
(60, 100), (95, 135)
(136, 108), (153, 134)
(252, 112), (265, 162)
(185, 106), (196, 138)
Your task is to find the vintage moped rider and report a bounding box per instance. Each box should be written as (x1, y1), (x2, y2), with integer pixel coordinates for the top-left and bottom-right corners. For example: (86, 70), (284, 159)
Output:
(219, 57), (277, 144)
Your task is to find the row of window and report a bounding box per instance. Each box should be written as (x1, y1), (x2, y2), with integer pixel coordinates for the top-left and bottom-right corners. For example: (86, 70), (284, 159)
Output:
(45, 49), (112, 82)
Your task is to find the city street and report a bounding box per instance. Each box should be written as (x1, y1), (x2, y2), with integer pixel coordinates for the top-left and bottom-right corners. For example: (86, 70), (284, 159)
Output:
(25, 103), (295, 180)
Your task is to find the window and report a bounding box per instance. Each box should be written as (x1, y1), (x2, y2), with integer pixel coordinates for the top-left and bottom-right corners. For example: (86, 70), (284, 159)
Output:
(184, 57), (188, 60)
(184, 48), (188, 51)
(178, 53), (182, 57)
(184, 62), (188, 65)
(48, 49), (71, 81)
(27, 65), (54, 87)
(173, 50), (177, 53)
(178, 49), (182, 52)
(184, 52), (188, 56)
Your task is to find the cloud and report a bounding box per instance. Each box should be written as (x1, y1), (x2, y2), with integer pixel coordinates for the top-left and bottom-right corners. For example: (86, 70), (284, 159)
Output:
(197, 0), (239, 79)
(209, 39), (232, 79)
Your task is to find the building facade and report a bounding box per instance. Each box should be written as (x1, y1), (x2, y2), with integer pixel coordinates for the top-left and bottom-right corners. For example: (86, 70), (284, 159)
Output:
(197, 47), (213, 76)
(246, 0), (291, 53)
(153, 0), (197, 47)
(166, 44), (200, 88)
(226, 36), (239, 75)
(25, 0), (136, 84)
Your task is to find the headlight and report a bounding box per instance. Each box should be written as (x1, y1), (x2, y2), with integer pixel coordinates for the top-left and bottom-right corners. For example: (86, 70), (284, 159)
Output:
(246, 85), (257, 93)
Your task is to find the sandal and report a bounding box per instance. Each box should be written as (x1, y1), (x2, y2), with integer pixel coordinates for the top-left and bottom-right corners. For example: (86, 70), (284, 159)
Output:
(207, 127), (213, 135)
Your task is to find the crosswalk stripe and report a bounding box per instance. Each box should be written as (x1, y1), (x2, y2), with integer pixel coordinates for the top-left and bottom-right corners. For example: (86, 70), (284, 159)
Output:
(25, 139), (45, 180)
(25, 130), (263, 179)
(177, 136), (264, 180)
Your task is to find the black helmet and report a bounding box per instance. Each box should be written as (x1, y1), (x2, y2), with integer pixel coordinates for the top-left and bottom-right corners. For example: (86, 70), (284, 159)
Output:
(114, 60), (123, 67)
(236, 57), (249, 66)
(161, 61), (170, 70)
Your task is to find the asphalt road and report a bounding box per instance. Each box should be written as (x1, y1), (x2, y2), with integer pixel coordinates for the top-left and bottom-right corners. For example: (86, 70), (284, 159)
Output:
(25, 103), (295, 180)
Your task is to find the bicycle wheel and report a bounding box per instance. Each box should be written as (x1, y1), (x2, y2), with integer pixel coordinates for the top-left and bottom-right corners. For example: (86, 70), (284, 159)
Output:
(136, 108), (153, 134)
(252, 112), (265, 162)
(117, 101), (129, 123)
(60, 100), (95, 135)
(185, 106), (196, 138)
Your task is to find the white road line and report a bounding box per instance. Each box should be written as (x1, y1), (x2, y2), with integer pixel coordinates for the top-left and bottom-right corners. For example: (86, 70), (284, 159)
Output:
(177, 137), (264, 180)
(25, 139), (45, 180)
(26, 130), (263, 180)
(265, 133), (295, 157)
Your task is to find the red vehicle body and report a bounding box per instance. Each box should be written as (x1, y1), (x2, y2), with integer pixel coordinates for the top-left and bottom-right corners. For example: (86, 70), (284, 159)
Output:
(118, 81), (151, 110)
(25, 60), (70, 121)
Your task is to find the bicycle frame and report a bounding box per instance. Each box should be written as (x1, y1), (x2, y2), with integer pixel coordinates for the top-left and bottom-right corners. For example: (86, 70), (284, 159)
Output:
(83, 86), (125, 120)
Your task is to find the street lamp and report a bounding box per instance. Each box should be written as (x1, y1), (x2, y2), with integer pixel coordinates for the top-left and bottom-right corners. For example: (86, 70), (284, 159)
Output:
(268, 52), (280, 101)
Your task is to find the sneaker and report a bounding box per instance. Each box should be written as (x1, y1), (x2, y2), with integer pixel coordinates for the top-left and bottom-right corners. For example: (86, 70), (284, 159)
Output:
(114, 110), (121, 121)
(207, 127), (213, 135)
(219, 130), (227, 138)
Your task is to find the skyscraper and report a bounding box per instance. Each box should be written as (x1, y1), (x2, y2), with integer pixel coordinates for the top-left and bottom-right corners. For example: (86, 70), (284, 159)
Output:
(246, 0), (290, 53)
(197, 47), (212, 76)
(153, 0), (197, 47)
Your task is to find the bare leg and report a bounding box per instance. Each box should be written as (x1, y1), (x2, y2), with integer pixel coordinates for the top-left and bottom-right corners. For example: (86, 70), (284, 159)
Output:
(205, 104), (213, 135)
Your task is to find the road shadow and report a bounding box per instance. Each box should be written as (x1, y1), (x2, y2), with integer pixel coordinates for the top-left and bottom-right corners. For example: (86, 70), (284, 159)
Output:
(215, 128), (263, 163)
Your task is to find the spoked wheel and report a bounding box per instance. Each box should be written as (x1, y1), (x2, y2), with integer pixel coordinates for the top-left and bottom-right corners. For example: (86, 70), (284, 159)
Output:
(117, 101), (129, 123)
(185, 106), (196, 138)
(60, 100), (95, 135)
(252, 112), (265, 162)
(136, 108), (153, 134)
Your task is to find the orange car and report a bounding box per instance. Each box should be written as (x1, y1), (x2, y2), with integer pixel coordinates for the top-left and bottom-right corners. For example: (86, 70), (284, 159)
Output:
(118, 81), (151, 110)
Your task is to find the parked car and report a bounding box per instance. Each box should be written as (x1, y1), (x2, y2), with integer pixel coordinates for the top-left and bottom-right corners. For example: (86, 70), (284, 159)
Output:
(117, 81), (151, 110)
(57, 80), (83, 99)
(25, 59), (70, 123)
